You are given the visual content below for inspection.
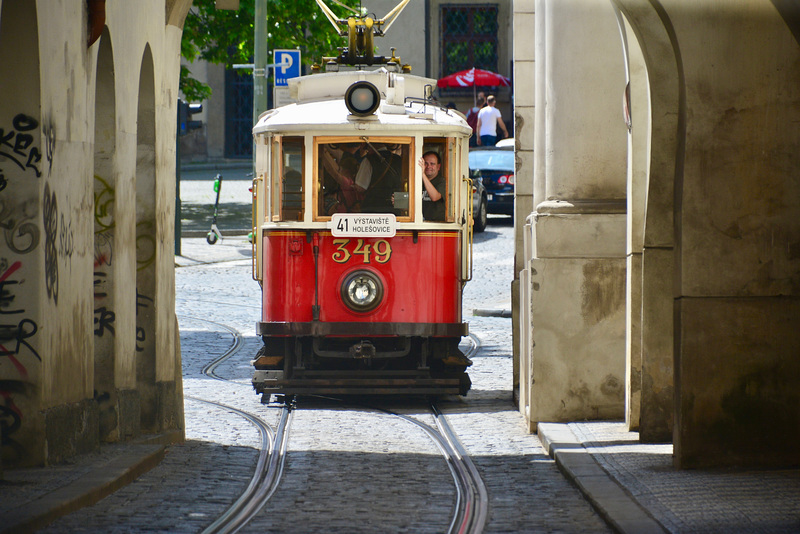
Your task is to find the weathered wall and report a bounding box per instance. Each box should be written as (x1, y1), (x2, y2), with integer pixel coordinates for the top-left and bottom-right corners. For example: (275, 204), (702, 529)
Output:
(0, 0), (189, 468)
(516, 0), (800, 468)
(667, 2), (800, 468)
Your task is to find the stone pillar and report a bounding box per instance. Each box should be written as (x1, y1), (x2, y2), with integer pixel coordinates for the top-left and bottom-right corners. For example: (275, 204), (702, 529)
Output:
(513, 0), (536, 411)
(527, 0), (628, 425)
(669, 2), (800, 468)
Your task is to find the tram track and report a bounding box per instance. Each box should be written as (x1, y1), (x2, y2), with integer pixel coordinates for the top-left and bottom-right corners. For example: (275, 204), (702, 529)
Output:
(189, 395), (293, 534)
(305, 331), (488, 533)
(308, 394), (488, 534)
(179, 314), (292, 533)
(179, 312), (486, 532)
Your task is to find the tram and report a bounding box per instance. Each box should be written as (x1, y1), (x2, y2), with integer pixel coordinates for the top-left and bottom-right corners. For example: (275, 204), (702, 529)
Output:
(250, 0), (474, 398)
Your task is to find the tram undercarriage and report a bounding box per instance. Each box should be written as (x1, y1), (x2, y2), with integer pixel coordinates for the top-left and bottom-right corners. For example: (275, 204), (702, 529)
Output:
(252, 328), (472, 397)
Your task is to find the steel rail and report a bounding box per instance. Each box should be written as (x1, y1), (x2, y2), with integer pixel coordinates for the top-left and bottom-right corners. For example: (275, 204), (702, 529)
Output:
(348, 398), (487, 534)
(431, 402), (489, 534)
(178, 314), (292, 533)
(310, 332), (485, 532)
(178, 315), (245, 380)
(382, 408), (474, 534)
(195, 398), (293, 534)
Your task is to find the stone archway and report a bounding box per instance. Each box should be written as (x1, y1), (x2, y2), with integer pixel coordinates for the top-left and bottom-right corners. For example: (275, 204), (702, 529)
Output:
(93, 26), (121, 442)
(611, 0), (685, 443)
(135, 44), (158, 432)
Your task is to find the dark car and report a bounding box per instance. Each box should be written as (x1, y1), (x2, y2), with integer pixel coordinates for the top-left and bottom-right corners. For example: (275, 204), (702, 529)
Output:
(470, 167), (488, 232)
(468, 146), (515, 216)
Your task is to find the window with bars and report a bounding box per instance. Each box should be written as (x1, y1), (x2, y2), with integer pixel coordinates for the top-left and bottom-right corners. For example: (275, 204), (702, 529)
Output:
(224, 68), (254, 159)
(440, 4), (499, 76)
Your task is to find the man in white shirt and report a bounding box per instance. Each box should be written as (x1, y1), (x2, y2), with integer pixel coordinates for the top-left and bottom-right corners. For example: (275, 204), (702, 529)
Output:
(476, 95), (508, 147)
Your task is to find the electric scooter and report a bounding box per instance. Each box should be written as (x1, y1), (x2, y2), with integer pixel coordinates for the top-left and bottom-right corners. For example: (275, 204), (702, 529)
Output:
(207, 173), (223, 245)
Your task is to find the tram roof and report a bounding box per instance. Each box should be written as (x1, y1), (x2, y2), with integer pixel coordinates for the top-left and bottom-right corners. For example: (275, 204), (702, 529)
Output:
(252, 69), (471, 137)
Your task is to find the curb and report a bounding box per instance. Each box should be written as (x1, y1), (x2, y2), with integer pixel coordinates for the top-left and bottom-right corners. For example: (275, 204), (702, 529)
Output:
(1, 431), (181, 533)
(537, 423), (667, 534)
(179, 161), (252, 172)
(181, 229), (250, 238)
(472, 308), (512, 318)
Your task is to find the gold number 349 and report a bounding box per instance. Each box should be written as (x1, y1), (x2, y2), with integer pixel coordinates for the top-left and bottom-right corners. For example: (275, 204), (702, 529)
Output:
(332, 239), (392, 264)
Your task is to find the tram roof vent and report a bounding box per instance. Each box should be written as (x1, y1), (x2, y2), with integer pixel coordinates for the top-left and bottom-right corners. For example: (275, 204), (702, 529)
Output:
(380, 73), (406, 115)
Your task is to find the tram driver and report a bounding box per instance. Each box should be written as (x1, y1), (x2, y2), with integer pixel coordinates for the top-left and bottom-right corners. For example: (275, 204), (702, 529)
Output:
(420, 150), (446, 221)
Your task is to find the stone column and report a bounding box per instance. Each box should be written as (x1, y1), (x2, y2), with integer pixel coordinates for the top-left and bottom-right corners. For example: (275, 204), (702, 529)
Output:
(526, 0), (628, 425)
(513, 0), (536, 415)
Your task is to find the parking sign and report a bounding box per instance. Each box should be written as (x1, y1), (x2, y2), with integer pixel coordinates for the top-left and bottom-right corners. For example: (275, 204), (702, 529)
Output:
(274, 50), (301, 86)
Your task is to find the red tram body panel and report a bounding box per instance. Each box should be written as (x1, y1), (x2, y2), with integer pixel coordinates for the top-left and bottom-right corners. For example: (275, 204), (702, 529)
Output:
(260, 231), (462, 325)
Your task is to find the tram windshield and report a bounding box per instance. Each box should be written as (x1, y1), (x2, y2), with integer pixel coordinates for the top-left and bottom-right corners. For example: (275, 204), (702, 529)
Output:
(317, 138), (411, 219)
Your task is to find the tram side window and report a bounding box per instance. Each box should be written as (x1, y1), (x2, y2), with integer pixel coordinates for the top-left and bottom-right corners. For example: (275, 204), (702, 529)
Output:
(421, 138), (450, 222)
(318, 140), (410, 218)
(276, 137), (304, 221)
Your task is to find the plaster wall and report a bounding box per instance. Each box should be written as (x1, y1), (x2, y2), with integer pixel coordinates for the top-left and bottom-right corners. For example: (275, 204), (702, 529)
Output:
(0, 0), (187, 467)
(529, 257), (627, 421)
(544, 0), (627, 201)
(621, 9), (676, 439)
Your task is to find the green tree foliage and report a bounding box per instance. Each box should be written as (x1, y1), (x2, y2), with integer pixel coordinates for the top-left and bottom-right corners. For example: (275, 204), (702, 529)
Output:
(181, 0), (362, 101)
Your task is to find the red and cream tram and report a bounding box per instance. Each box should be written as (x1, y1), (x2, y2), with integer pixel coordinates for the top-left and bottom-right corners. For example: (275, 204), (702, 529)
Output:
(250, 3), (474, 398)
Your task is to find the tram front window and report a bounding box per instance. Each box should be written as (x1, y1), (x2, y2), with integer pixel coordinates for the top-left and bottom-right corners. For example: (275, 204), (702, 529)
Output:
(318, 139), (410, 218)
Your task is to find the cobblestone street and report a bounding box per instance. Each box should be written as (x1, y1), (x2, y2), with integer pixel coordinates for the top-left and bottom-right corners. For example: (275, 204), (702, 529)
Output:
(38, 218), (612, 533)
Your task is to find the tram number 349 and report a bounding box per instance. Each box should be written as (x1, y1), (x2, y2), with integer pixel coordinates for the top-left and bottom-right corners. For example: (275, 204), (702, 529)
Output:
(332, 238), (392, 264)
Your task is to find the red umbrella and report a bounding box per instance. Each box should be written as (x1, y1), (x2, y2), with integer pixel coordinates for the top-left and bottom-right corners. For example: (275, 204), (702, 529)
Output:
(437, 67), (511, 89)
(437, 68), (511, 107)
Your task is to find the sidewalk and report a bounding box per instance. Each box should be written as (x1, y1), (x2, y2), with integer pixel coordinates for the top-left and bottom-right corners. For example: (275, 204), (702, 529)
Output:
(0, 433), (179, 534)
(537, 422), (800, 533)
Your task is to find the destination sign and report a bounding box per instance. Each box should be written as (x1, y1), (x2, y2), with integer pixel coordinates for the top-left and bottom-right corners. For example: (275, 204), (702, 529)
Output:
(330, 214), (396, 237)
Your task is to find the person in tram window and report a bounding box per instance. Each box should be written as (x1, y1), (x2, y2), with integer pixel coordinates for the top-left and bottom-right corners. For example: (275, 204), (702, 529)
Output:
(320, 143), (370, 213)
(361, 143), (403, 214)
(420, 150), (446, 221)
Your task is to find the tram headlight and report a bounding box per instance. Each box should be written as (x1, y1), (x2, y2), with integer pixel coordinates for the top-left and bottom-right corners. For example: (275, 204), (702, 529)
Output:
(341, 270), (384, 312)
(344, 81), (381, 116)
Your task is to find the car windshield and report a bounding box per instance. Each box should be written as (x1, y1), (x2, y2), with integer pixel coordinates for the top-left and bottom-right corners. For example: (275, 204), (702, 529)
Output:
(469, 150), (515, 170)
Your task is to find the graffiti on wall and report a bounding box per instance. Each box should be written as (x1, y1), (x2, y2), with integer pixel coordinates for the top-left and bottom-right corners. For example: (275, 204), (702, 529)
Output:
(94, 271), (115, 338)
(0, 388), (23, 456)
(0, 199), (39, 255)
(0, 258), (41, 455)
(94, 175), (116, 339)
(0, 114), (42, 178)
(135, 290), (153, 352)
(0, 113), (44, 458)
(42, 183), (59, 304)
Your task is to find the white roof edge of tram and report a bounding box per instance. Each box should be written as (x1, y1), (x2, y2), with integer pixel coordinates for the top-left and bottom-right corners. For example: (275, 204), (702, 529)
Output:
(293, 68), (436, 104)
(252, 69), (471, 137)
